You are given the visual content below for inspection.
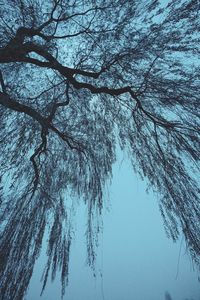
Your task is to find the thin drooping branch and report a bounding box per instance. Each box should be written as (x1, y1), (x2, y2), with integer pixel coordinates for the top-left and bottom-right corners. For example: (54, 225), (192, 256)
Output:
(0, 91), (84, 152)
(0, 39), (193, 135)
(0, 89), (86, 197)
(30, 127), (48, 195)
(1, 26), (194, 134)
(0, 2), (199, 300)
(47, 83), (70, 122)
(37, 5), (110, 32)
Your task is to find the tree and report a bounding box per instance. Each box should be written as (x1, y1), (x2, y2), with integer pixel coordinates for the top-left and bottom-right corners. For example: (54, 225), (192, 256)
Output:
(0, 0), (199, 299)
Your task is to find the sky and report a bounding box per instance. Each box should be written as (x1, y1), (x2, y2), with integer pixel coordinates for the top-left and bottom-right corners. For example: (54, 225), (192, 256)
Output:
(26, 153), (200, 300)
(0, 1), (199, 300)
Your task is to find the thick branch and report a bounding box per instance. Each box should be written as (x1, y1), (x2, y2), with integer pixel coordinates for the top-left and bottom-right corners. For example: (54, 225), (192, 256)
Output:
(0, 39), (186, 132)
(0, 91), (83, 151)
(0, 70), (6, 93)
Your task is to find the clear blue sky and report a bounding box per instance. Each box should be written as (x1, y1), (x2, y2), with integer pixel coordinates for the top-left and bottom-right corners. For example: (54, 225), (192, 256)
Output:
(26, 154), (200, 300)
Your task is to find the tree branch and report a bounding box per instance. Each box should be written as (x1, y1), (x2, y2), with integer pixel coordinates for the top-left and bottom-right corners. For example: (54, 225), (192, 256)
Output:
(0, 91), (84, 152)
(0, 70), (6, 93)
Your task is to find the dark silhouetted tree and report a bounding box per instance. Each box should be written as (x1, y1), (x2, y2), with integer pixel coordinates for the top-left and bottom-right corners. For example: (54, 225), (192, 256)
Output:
(0, 0), (199, 299)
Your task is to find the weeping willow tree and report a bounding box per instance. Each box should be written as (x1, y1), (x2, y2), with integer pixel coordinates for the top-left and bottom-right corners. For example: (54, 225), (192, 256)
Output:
(0, 0), (199, 299)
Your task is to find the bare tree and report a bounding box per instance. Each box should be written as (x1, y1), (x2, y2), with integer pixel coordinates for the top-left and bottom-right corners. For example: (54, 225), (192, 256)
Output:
(0, 0), (199, 299)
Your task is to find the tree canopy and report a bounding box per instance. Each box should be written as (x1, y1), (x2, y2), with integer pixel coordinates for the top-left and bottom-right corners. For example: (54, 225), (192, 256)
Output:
(0, 0), (199, 299)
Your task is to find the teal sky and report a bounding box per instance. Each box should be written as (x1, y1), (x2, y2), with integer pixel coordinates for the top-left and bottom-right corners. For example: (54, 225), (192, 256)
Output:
(0, 1), (199, 299)
(27, 153), (200, 300)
